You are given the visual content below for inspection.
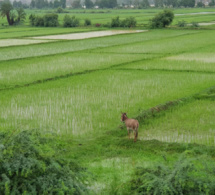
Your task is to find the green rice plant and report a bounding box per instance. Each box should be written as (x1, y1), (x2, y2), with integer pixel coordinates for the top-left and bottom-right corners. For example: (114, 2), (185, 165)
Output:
(121, 57), (215, 73)
(141, 99), (215, 146)
(0, 29), (197, 61)
(1, 70), (215, 137)
(94, 30), (215, 54)
(0, 53), (147, 89)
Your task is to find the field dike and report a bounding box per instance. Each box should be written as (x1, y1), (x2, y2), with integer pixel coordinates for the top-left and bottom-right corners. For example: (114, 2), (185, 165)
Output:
(120, 85), (215, 127)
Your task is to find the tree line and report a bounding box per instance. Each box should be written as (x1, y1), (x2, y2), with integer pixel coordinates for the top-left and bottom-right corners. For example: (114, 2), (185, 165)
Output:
(1, 0), (214, 9)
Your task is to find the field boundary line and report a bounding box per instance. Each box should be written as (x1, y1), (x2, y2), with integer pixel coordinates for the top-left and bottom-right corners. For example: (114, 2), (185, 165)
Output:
(0, 31), (199, 62)
(0, 57), (156, 91)
(133, 85), (215, 124)
(117, 68), (215, 75)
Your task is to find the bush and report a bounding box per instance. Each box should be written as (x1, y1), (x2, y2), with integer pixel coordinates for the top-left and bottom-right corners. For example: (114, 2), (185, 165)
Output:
(29, 14), (36, 26)
(29, 14), (58, 27)
(122, 16), (136, 28)
(84, 18), (91, 26)
(196, 2), (205, 7)
(63, 15), (79, 27)
(56, 6), (64, 13)
(0, 130), (88, 194)
(34, 16), (44, 27)
(177, 20), (187, 27)
(149, 9), (174, 28)
(44, 13), (58, 27)
(130, 154), (215, 194)
(111, 16), (120, 27)
(191, 22), (199, 28)
(111, 16), (137, 28)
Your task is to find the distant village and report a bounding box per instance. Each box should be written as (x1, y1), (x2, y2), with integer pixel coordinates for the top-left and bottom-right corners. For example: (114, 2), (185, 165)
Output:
(0, 0), (214, 9)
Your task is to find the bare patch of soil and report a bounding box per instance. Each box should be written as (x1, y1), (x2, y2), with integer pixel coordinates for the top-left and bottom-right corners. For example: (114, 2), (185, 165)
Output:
(0, 39), (51, 47)
(32, 30), (146, 40)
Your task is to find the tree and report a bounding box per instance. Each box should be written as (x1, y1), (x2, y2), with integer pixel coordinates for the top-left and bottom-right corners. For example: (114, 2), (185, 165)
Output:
(72, 0), (81, 8)
(85, 0), (94, 8)
(149, 9), (174, 28)
(141, 0), (149, 7)
(154, 0), (164, 7)
(60, 0), (66, 8)
(180, 0), (195, 7)
(209, 0), (215, 6)
(0, 1), (13, 25)
(196, 2), (205, 7)
(99, 0), (117, 8)
(16, 7), (26, 23)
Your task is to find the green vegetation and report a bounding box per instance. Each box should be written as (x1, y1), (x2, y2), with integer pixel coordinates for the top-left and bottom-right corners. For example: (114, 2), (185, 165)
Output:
(149, 9), (174, 28)
(0, 130), (88, 194)
(1, 8), (215, 194)
(131, 154), (215, 194)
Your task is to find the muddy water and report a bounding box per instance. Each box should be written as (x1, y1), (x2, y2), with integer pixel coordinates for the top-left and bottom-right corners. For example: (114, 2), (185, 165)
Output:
(175, 12), (215, 16)
(32, 30), (146, 40)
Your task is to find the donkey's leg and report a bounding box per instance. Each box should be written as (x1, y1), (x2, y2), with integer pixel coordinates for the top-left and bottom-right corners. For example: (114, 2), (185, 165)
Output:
(127, 127), (130, 139)
(134, 129), (138, 142)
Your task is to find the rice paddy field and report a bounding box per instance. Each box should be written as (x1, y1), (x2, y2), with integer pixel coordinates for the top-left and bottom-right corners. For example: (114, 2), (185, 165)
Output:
(1, 8), (215, 194)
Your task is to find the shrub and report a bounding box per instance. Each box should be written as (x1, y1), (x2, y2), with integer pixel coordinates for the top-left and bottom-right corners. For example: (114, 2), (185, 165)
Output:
(56, 6), (64, 13)
(191, 22), (199, 28)
(63, 15), (79, 27)
(111, 16), (120, 27)
(84, 18), (91, 26)
(44, 13), (58, 27)
(111, 16), (137, 28)
(0, 130), (89, 194)
(29, 14), (36, 26)
(34, 16), (44, 27)
(122, 16), (136, 28)
(149, 9), (174, 28)
(196, 2), (205, 7)
(177, 20), (187, 27)
(130, 154), (215, 194)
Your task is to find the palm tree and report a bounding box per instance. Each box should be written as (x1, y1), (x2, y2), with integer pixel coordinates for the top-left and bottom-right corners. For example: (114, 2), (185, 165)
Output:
(0, 1), (14, 25)
(16, 7), (26, 23)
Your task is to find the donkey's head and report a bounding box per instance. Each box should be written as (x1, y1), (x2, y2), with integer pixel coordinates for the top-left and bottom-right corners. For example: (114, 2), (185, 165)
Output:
(121, 112), (127, 122)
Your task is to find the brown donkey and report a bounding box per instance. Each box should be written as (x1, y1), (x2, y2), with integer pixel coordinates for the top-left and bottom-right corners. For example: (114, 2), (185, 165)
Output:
(121, 112), (139, 142)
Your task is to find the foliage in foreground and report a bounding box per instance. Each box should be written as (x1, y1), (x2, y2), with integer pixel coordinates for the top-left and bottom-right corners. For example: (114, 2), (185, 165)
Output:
(130, 154), (215, 195)
(0, 130), (88, 195)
